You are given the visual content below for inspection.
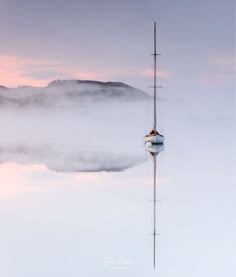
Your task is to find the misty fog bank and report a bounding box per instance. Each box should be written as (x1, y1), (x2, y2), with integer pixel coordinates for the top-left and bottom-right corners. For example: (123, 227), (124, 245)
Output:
(0, 101), (150, 172)
(0, 79), (234, 172)
(0, 79), (151, 108)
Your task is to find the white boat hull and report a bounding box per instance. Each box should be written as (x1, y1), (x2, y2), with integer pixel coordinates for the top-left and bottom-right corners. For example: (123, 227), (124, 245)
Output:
(144, 134), (165, 145)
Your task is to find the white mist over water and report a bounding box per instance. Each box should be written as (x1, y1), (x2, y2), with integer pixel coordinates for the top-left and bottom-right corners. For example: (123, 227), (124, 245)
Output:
(0, 101), (150, 172)
(0, 84), (235, 277)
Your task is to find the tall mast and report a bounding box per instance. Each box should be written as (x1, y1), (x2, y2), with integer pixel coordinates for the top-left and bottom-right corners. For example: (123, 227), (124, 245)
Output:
(153, 22), (157, 131)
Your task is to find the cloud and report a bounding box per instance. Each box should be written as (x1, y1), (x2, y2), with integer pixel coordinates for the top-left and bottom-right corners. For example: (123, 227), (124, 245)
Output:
(0, 56), (57, 87)
(199, 55), (235, 87)
(209, 56), (236, 66)
(0, 55), (102, 87)
(0, 54), (174, 88)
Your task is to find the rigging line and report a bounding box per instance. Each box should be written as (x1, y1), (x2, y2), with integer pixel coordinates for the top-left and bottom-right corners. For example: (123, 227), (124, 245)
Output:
(157, 106), (164, 134)
(144, 96), (149, 133)
(157, 56), (164, 132)
(147, 51), (155, 129)
(156, 91), (164, 134)
(155, 36), (164, 134)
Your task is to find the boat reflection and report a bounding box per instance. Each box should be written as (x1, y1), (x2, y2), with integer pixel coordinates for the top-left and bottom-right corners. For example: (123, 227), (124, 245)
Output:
(145, 144), (164, 155)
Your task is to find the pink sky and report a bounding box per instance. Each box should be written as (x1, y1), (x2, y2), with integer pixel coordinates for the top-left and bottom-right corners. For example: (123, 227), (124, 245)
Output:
(0, 55), (102, 87)
(0, 53), (234, 90)
(0, 55), (173, 88)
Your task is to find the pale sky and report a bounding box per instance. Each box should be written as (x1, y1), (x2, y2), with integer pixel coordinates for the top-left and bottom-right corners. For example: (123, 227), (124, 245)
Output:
(0, 0), (235, 95)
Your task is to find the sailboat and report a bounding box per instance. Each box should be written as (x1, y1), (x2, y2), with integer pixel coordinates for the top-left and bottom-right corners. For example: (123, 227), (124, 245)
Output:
(144, 22), (165, 145)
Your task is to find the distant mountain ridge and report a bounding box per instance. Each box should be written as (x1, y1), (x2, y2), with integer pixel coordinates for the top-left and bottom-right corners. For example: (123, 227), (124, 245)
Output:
(0, 85), (7, 90)
(0, 79), (151, 107)
(48, 79), (132, 88)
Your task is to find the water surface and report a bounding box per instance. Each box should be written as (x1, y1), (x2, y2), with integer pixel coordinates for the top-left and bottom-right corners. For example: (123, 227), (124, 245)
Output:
(0, 99), (234, 277)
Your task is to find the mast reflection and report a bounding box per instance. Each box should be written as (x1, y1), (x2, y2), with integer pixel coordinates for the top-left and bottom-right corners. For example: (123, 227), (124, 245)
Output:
(145, 144), (164, 269)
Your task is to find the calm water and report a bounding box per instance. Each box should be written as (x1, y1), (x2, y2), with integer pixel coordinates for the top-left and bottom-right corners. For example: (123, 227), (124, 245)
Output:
(0, 99), (235, 277)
